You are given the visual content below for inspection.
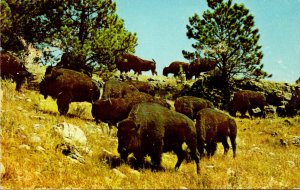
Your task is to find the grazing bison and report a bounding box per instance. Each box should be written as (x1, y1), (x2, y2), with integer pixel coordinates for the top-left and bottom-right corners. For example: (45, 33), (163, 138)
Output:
(0, 51), (32, 91)
(125, 80), (156, 96)
(163, 61), (189, 77)
(102, 79), (139, 99)
(92, 91), (171, 127)
(175, 96), (214, 120)
(195, 108), (237, 158)
(39, 67), (100, 115)
(116, 54), (157, 75)
(228, 90), (267, 118)
(186, 58), (216, 80)
(117, 102), (200, 174)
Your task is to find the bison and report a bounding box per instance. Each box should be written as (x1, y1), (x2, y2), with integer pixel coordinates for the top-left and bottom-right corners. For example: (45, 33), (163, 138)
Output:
(163, 61), (189, 77)
(92, 91), (171, 128)
(174, 96), (214, 120)
(285, 87), (300, 117)
(125, 80), (156, 96)
(102, 79), (139, 99)
(228, 90), (267, 118)
(0, 51), (32, 91)
(39, 67), (100, 115)
(117, 102), (200, 174)
(186, 58), (216, 80)
(195, 108), (237, 158)
(116, 54), (157, 75)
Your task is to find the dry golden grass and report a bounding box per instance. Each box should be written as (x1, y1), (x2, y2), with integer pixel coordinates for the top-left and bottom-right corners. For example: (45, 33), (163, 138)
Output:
(1, 78), (300, 189)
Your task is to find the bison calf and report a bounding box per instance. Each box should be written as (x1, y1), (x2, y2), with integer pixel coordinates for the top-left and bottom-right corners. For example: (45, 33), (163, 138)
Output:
(117, 102), (200, 174)
(195, 108), (237, 158)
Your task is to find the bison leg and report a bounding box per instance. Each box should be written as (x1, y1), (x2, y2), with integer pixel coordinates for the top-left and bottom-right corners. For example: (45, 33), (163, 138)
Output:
(230, 135), (237, 158)
(221, 137), (230, 156)
(174, 147), (185, 172)
(150, 153), (164, 172)
(57, 92), (71, 115)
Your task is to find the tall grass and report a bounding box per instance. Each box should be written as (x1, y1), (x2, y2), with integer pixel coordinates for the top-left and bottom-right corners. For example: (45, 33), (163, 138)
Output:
(1, 80), (299, 189)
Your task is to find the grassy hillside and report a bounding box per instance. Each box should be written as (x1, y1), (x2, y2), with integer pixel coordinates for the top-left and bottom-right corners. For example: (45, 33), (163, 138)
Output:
(1, 75), (300, 188)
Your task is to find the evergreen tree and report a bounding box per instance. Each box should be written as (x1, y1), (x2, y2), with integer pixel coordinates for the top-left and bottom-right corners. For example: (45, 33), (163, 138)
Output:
(183, 0), (271, 103)
(1, 0), (137, 71)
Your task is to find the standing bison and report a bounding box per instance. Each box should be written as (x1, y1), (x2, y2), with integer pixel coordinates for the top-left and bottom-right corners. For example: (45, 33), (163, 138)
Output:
(186, 58), (216, 80)
(116, 54), (157, 75)
(0, 51), (32, 91)
(39, 67), (100, 115)
(117, 102), (200, 174)
(163, 61), (189, 77)
(195, 108), (237, 158)
(175, 96), (214, 120)
(285, 87), (300, 116)
(92, 91), (170, 127)
(102, 79), (139, 99)
(228, 90), (267, 118)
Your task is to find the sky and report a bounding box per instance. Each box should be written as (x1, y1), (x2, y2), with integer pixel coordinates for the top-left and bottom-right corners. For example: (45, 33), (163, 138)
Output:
(116, 0), (300, 83)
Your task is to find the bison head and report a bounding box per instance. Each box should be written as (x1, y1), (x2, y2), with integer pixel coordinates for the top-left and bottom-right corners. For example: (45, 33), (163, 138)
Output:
(117, 119), (140, 161)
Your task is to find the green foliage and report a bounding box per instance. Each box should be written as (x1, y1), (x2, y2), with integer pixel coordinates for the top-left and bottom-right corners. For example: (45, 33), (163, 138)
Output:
(1, 0), (137, 70)
(183, 0), (271, 102)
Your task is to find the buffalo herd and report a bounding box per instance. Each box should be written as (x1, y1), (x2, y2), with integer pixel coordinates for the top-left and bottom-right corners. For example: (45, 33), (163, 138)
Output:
(1, 51), (299, 175)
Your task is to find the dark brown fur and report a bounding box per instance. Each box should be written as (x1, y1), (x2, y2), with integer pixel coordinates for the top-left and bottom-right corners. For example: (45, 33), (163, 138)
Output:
(163, 61), (189, 77)
(195, 108), (237, 158)
(125, 80), (156, 96)
(285, 88), (300, 116)
(39, 67), (100, 115)
(92, 91), (171, 127)
(174, 96), (214, 120)
(186, 58), (216, 80)
(228, 90), (267, 118)
(116, 54), (157, 75)
(102, 79), (139, 99)
(117, 102), (200, 174)
(0, 51), (32, 91)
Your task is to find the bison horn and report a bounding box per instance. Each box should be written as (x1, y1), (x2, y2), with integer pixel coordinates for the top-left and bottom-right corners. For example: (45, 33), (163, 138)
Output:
(152, 59), (156, 64)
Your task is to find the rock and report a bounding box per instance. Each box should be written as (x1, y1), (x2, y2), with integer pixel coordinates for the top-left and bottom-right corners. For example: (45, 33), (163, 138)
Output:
(53, 122), (87, 145)
(287, 161), (296, 168)
(291, 136), (300, 146)
(0, 162), (5, 179)
(19, 144), (31, 150)
(36, 146), (45, 152)
(56, 143), (85, 163)
(280, 139), (288, 147)
(129, 169), (140, 178)
(29, 134), (42, 143)
(205, 164), (215, 169)
(112, 168), (127, 179)
(33, 124), (44, 130)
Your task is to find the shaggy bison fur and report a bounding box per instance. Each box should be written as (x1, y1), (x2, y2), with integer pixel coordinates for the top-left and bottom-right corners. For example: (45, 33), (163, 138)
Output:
(195, 108), (237, 158)
(0, 51), (32, 91)
(125, 80), (156, 96)
(163, 61), (189, 77)
(174, 96), (214, 120)
(39, 67), (100, 115)
(117, 102), (200, 174)
(228, 90), (267, 118)
(102, 79), (139, 99)
(92, 91), (171, 127)
(116, 54), (157, 75)
(186, 58), (216, 80)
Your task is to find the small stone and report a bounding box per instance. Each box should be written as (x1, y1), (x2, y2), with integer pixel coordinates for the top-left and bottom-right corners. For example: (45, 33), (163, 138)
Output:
(112, 168), (127, 179)
(291, 136), (300, 146)
(30, 134), (41, 143)
(19, 144), (31, 150)
(129, 169), (140, 178)
(287, 161), (296, 168)
(180, 187), (188, 189)
(205, 164), (215, 169)
(33, 124), (44, 130)
(36, 146), (45, 152)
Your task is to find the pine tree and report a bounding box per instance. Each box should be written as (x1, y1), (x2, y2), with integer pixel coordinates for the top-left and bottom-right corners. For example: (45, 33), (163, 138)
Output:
(183, 0), (271, 103)
(1, 0), (137, 71)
